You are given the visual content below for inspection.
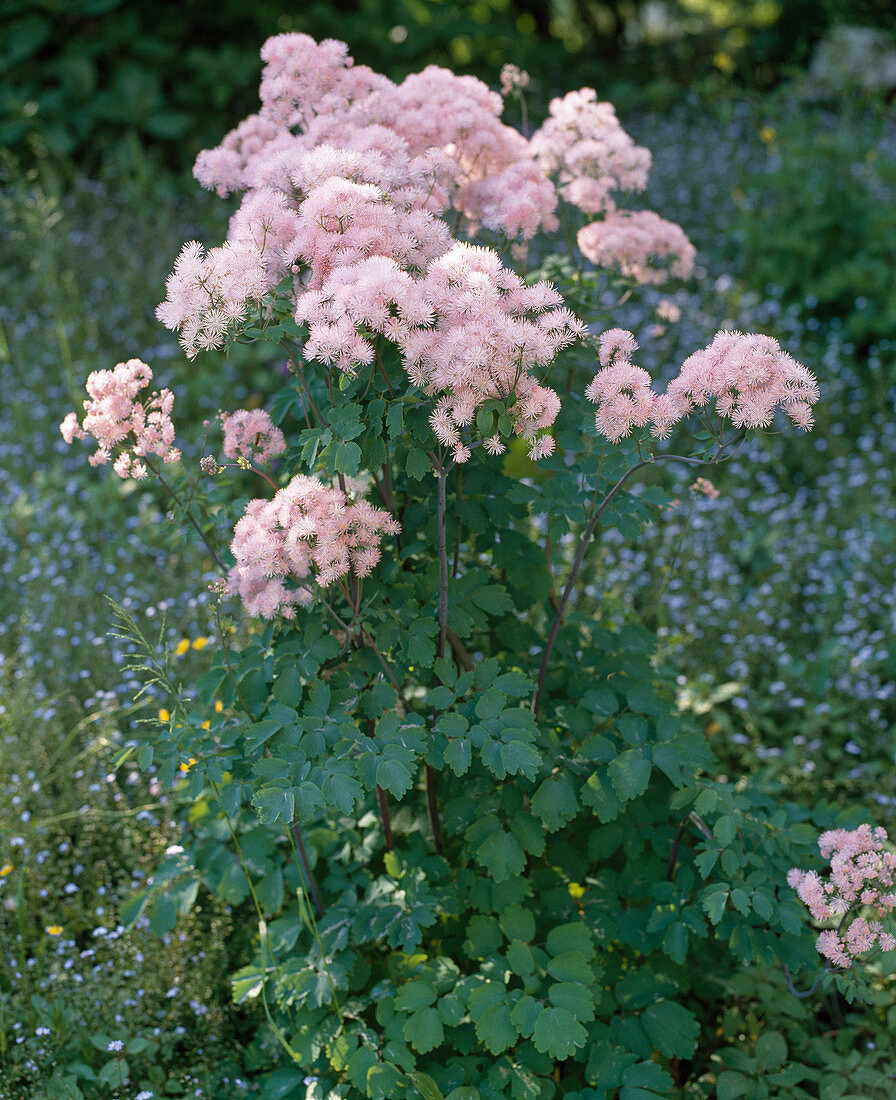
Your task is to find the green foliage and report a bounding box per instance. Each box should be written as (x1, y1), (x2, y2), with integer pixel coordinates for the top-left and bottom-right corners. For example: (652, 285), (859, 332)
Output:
(729, 103), (896, 348)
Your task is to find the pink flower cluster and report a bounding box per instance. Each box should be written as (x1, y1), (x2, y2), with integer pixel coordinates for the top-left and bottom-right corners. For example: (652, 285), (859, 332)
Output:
(788, 825), (896, 968)
(60, 359), (179, 480)
(530, 89), (652, 214)
(586, 328), (819, 442)
(577, 210), (696, 286)
(227, 475), (401, 619)
(156, 240), (269, 358)
(159, 34), (596, 457)
(190, 33), (558, 242)
(221, 409), (286, 464)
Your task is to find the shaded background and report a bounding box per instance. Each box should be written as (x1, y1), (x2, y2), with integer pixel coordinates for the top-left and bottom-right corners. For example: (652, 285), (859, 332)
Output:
(3, 0), (896, 171)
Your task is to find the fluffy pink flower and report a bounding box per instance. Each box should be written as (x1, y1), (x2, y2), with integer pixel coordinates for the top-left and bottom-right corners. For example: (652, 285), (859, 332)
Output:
(227, 475), (400, 619)
(221, 409), (286, 464)
(398, 243), (582, 457)
(60, 359), (180, 479)
(668, 331), (819, 432)
(790, 824), (896, 967)
(530, 89), (651, 214)
(156, 240), (269, 358)
(577, 210), (696, 285)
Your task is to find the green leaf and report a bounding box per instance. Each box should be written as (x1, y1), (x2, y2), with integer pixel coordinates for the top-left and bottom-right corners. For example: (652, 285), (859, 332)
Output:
(531, 775), (578, 831)
(407, 449), (431, 480)
(474, 1002), (516, 1054)
(410, 1072), (446, 1100)
(244, 718), (283, 752)
(506, 939), (534, 975)
(641, 1001), (699, 1058)
(608, 750), (652, 801)
(548, 982), (595, 1021)
(499, 904), (535, 942)
(547, 951), (594, 983)
(396, 981), (438, 1011)
(368, 1062), (406, 1099)
(546, 923), (595, 958)
(716, 1071), (753, 1100)
(252, 782), (295, 824)
(702, 886), (729, 925)
(755, 1030), (787, 1070)
(475, 687), (505, 720)
(149, 893), (176, 936)
(428, 686), (455, 709)
(510, 995), (540, 1039)
(532, 1006), (588, 1060)
(376, 757), (415, 799)
(444, 738), (472, 776)
(322, 771), (363, 814)
(621, 1062), (675, 1091)
(404, 1006), (444, 1054)
(476, 828), (526, 882)
(259, 1068), (308, 1099)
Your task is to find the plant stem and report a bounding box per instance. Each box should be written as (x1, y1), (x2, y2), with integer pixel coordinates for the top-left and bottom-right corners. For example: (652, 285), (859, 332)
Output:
(425, 460), (450, 855)
(291, 821), (324, 917)
(145, 458), (224, 570)
(437, 464), (449, 661)
(531, 451), (708, 715)
(367, 719), (395, 851)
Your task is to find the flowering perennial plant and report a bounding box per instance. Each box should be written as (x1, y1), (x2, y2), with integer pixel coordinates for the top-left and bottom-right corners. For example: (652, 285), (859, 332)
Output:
(585, 327), (819, 443)
(789, 825), (896, 967)
(60, 358), (179, 480)
(220, 408), (286, 464)
(60, 31), (876, 1100)
(225, 474), (400, 620)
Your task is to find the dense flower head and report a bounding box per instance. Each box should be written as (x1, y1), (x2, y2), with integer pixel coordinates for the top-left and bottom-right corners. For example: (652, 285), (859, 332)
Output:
(530, 89), (652, 214)
(221, 409), (286, 464)
(156, 240), (269, 357)
(296, 254), (434, 374)
(586, 327), (819, 442)
(577, 210), (696, 285)
(399, 243), (583, 459)
(60, 359), (179, 480)
(257, 34), (391, 131)
(227, 475), (400, 618)
(668, 330), (820, 431)
(789, 824), (896, 968)
(500, 64), (530, 96)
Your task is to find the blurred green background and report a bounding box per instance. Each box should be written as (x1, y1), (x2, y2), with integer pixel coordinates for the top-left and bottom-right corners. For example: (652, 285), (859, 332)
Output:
(3, 0), (895, 170)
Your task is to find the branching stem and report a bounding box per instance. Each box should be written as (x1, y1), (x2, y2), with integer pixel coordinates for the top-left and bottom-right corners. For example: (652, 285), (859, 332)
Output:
(531, 450), (714, 715)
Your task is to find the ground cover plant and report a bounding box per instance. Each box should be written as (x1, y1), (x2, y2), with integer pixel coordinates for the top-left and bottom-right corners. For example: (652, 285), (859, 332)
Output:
(4, 31), (896, 1100)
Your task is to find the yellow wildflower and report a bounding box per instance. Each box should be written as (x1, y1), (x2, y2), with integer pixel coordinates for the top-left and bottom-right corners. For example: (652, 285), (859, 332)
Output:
(0, 863), (12, 877)
(568, 882), (586, 899)
(174, 639), (190, 656)
(179, 757), (197, 773)
(46, 925), (63, 935)
(192, 636), (209, 650)
(201, 720), (210, 730)
(214, 699), (224, 713)
(158, 708), (170, 723)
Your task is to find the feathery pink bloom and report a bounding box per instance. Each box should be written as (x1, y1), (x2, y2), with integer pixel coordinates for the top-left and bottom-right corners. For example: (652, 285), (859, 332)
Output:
(790, 824), (896, 967)
(577, 210), (696, 285)
(586, 328), (819, 443)
(60, 359), (180, 479)
(156, 240), (269, 358)
(530, 89), (651, 214)
(221, 409), (286, 464)
(227, 475), (400, 619)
